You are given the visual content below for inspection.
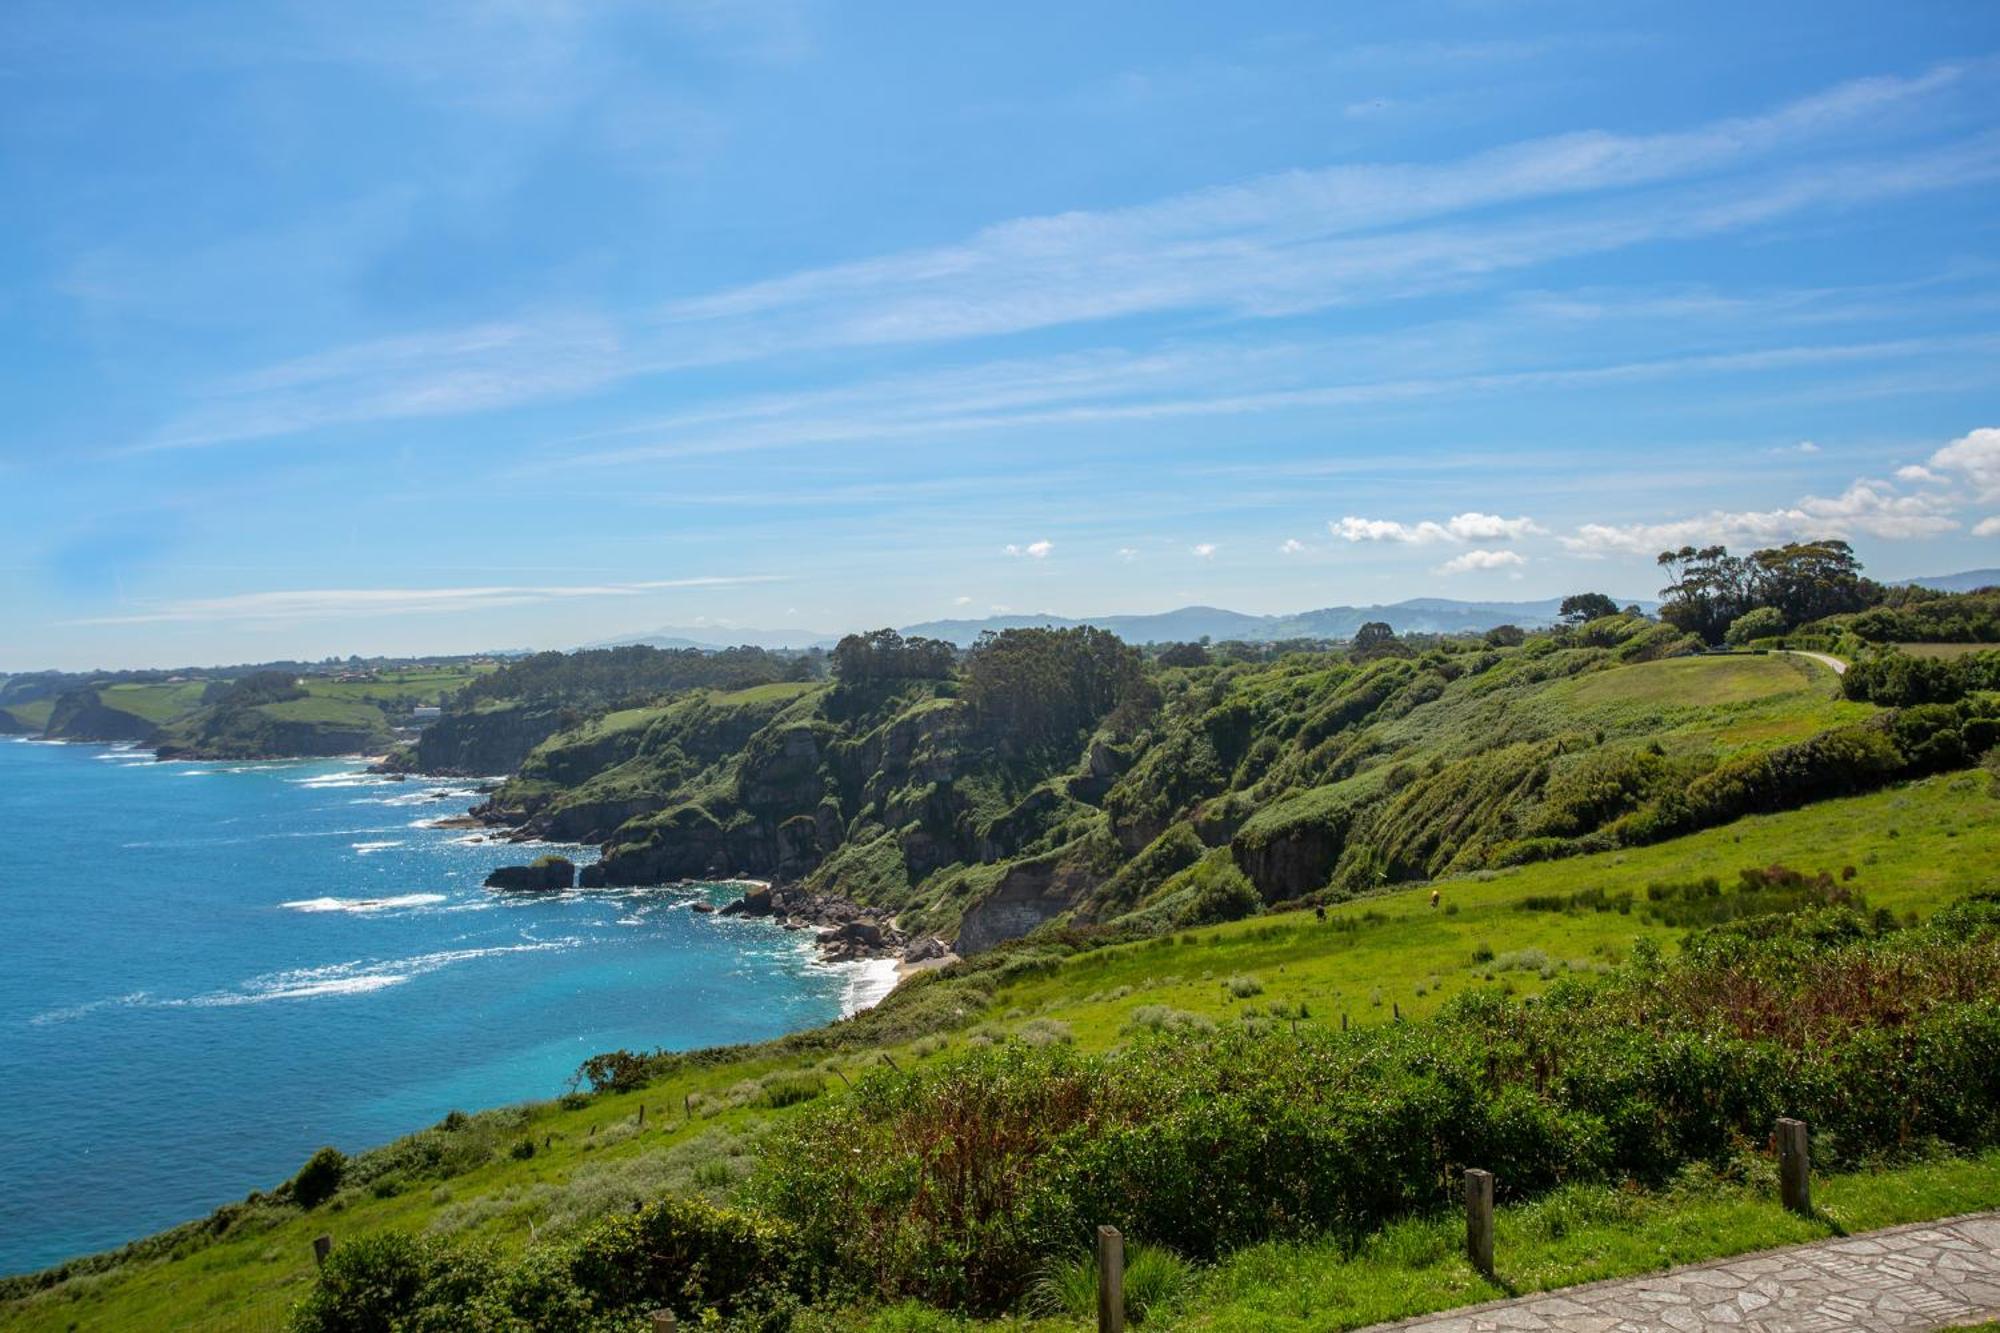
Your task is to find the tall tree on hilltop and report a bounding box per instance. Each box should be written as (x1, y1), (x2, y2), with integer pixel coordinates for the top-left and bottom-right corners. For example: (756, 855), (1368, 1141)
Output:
(1559, 592), (1621, 624)
(1749, 540), (1876, 627)
(1657, 546), (1755, 645)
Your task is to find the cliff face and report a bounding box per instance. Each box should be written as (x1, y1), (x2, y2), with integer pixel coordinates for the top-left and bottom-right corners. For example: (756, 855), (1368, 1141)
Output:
(402, 704), (570, 776)
(44, 691), (158, 745)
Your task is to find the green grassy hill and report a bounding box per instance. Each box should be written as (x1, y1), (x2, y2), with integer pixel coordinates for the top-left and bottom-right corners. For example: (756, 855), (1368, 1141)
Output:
(463, 620), (1993, 961)
(6, 768), (1996, 1333)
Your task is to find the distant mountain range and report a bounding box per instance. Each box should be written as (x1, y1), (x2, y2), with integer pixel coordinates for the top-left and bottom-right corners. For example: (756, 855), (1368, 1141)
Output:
(1900, 569), (2000, 594)
(590, 571), (1994, 653)
(896, 597), (1661, 647)
(596, 596), (1653, 652)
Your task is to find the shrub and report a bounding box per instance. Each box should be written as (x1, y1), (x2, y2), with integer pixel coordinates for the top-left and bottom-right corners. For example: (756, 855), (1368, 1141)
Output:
(287, 1147), (347, 1210)
(757, 1074), (826, 1109)
(1029, 1241), (1191, 1324)
(744, 905), (2000, 1311)
(1224, 974), (1264, 998)
(1726, 606), (1787, 645)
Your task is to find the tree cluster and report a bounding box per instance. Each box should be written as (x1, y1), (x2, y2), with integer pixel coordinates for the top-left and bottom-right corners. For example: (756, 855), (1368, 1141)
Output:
(457, 645), (793, 711)
(1657, 540), (1875, 644)
(962, 626), (1155, 752)
(829, 629), (957, 685)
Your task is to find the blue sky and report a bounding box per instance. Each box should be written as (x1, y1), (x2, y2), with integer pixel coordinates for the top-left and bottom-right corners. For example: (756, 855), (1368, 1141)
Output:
(4, 1), (1999, 670)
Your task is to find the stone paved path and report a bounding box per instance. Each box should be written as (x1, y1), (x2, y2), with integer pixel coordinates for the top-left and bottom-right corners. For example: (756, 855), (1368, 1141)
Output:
(1369, 1212), (2000, 1333)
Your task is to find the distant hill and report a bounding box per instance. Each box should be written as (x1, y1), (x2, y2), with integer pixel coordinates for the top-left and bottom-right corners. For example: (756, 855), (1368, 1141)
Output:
(586, 625), (840, 652)
(1898, 569), (2000, 594)
(898, 596), (1657, 648)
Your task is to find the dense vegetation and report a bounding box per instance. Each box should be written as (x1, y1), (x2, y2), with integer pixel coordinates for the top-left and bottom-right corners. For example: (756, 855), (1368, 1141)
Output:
(457, 645), (807, 711)
(272, 894), (2000, 1328)
(458, 586), (1996, 948)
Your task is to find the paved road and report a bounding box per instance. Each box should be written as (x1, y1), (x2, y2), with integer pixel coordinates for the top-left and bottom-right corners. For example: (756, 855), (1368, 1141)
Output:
(1365, 1212), (2000, 1333)
(1781, 650), (1848, 676)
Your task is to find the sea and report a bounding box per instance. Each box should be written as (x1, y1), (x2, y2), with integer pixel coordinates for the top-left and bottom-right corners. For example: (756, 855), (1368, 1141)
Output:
(0, 736), (893, 1275)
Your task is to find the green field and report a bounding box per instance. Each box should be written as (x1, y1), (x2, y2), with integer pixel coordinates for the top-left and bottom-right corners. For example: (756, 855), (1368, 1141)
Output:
(1, 699), (54, 731)
(1899, 642), (1998, 660)
(302, 668), (486, 706)
(96, 681), (210, 724)
(254, 696), (392, 728)
(6, 770), (1996, 1333)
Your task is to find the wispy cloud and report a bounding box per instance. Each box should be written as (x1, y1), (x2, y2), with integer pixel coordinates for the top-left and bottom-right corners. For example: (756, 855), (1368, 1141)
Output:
(1191, 542), (1218, 558)
(66, 576), (782, 626)
(138, 63), (1997, 451)
(1003, 540), (1054, 559)
(1561, 478), (1960, 553)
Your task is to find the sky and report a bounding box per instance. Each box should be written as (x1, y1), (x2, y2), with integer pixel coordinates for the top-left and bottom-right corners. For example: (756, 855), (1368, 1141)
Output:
(3, 1), (1999, 671)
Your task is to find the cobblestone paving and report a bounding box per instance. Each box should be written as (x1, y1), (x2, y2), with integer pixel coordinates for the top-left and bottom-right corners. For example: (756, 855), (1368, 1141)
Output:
(1370, 1213), (2000, 1333)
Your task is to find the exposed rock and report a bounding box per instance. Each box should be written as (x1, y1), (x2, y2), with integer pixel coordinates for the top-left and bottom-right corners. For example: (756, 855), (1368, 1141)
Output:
(690, 901), (716, 914)
(718, 884), (774, 917)
(483, 857), (576, 892)
(903, 935), (950, 963)
(955, 847), (1100, 955)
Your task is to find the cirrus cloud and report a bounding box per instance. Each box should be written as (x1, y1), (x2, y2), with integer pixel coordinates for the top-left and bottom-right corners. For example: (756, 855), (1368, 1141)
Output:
(1003, 540), (1054, 559)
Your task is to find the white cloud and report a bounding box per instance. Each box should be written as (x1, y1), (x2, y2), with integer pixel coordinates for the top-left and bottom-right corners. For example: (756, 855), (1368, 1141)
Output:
(1116, 547), (1139, 561)
(953, 595), (973, 606)
(1279, 538), (1307, 554)
(1191, 542), (1218, 558)
(1332, 512), (1543, 544)
(1436, 549), (1527, 574)
(1561, 476), (1959, 552)
(66, 576), (781, 626)
(1972, 516), (2000, 537)
(1002, 540), (1054, 559)
(1771, 439), (1820, 454)
(1897, 464), (1941, 482)
(1929, 426), (2000, 501)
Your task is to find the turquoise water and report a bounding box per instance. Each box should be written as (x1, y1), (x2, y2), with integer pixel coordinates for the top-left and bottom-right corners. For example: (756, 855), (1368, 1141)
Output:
(0, 737), (879, 1274)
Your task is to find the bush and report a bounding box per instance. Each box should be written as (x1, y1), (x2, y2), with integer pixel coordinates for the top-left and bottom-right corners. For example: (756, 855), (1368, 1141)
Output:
(1726, 606), (1787, 645)
(288, 1147), (347, 1210)
(745, 906), (2000, 1311)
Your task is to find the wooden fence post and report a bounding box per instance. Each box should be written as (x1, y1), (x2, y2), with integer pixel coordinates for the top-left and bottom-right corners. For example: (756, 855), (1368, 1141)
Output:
(312, 1233), (332, 1268)
(637, 1102), (645, 1127)
(1465, 1169), (1494, 1276)
(1777, 1117), (1811, 1214)
(1096, 1225), (1125, 1333)
(652, 1310), (678, 1333)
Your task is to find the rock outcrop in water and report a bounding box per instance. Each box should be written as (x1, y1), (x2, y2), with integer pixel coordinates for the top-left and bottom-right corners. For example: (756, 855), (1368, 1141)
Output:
(483, 856), (576, 892)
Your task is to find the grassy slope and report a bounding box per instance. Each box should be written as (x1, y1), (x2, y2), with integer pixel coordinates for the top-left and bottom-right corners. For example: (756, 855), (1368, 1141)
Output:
(95, 682), (210, 725)
(253, 696), (389, 728)
(2, 699), (54, 731)
(7, 769), (1995, 1333)
(301, 669), (485, 706)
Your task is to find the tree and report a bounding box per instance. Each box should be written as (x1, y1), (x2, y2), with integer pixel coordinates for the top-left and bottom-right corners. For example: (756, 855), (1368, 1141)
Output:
(1483, 624), (1526, 648)
(1748, 540), (1874, 627)
(1156, 640), (1210, 668)
(1559, 592), (1620, 625)
(1351, 621), (1398, 655)
(1725, 605), (1787, 645)
(1657, 545), (1755, 645)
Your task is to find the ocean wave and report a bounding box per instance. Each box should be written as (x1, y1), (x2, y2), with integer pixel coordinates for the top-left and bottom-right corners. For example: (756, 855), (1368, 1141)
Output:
(352, 839), (405, 854)
(279, 892), (445, 914)
(35, 938), (583, 1020)
(289, 772), (384, 789)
